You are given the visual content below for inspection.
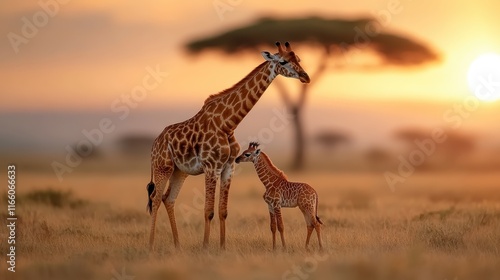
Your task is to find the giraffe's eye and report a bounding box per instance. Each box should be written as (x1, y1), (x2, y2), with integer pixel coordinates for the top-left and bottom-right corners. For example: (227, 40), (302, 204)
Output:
(279, 60), (288, 65)
(244, 153), (251, 157)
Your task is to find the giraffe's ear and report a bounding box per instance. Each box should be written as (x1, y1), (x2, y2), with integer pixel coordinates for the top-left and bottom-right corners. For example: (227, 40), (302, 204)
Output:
(261, 51), (278, 62)
(255, 149), (261, 155)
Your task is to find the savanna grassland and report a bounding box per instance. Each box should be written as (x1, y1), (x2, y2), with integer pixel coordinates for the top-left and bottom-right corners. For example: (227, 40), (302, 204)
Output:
(2, 167), (500, 280)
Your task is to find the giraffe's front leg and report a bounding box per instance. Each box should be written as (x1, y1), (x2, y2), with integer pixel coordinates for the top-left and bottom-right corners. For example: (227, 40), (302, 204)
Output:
(268, 204), (277, 250)
(219, 163), (234, 249)
(217, 135), (239, 249)
(203, 172), (217, 248)
(274, 206), (286, 250)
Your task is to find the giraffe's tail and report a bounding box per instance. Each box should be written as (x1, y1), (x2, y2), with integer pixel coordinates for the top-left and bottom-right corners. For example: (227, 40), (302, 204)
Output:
(315, 194), (323, 225)
(146, 181), (155, 215)
(316, 216), (323, 225)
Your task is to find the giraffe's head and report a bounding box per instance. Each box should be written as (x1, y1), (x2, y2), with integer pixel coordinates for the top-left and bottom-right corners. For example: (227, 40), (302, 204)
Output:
(261, 42), (310, 83)
(235, 142), (261, 164)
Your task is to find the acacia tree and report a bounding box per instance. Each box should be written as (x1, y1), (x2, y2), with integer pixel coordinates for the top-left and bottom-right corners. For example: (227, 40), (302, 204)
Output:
(186, 16), (439, 170)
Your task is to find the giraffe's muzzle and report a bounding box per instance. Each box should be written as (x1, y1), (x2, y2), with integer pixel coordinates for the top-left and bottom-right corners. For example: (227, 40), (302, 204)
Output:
(299, 72), (310, 83)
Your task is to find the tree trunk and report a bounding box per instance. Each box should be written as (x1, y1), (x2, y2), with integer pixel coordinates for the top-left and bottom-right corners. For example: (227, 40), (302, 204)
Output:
(291, 105), (305, 170)
(275, 47), (331, 170)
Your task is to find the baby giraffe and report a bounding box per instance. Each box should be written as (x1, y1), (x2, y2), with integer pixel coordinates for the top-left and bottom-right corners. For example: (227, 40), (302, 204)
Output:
(235, 142), (323, 250)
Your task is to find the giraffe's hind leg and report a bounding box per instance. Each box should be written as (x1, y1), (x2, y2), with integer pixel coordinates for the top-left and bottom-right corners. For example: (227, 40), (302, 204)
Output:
(148, 164), (173, 252)
(162, 168), (188, 248)
(313, 195), (323, 251)
(301, 206), (321, 251)
(149, 168), (172, 251)
(315, 223), (323, 251)
(301, 207), (314, 250)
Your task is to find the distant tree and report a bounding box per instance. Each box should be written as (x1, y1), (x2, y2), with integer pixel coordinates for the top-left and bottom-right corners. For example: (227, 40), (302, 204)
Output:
(394, 128), (428, 143)
(69, 143), (102, 159)
(186, 16), (440, 170)
(440, 131), (475, 160)
(116, 134), (155, 157)
(394, 128), (475, 164)
(313, 129), (350, 153)
(364, 146), (393, 170)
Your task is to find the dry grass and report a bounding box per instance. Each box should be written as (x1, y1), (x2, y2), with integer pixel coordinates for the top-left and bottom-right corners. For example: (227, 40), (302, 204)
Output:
(2, 171), (500, 280)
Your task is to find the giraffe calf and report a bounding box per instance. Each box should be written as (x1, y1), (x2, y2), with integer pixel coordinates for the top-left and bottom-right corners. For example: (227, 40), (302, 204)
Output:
(235, 142), (323, 251)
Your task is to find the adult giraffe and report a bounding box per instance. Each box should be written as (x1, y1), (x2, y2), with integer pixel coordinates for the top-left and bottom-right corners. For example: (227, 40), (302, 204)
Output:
(146, 42), (310, 251)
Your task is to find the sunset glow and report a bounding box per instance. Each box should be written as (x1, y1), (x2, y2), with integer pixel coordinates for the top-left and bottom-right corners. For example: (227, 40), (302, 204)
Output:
(1, 1), (500, 110)
(2, 2), (500, 278)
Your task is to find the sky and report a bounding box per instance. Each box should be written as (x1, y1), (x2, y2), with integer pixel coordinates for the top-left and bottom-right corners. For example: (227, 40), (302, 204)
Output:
(1, 0), (500, 112)
(1, 1), (500, 158)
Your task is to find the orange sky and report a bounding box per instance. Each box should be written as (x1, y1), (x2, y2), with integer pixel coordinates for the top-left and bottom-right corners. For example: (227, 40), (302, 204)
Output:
(1, 0), (500, 111)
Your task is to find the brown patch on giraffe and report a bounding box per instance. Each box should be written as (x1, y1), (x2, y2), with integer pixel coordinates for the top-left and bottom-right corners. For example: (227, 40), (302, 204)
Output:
(214, 103), (225, 114)
(244, 98), (254, 111)
(248, 78), (256, 89)
(221, 108), (233, 120)
(226, 93), (239, 106)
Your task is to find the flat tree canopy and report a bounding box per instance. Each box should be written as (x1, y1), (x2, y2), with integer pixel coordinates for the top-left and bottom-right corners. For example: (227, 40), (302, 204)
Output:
(186, 16), (439, 66)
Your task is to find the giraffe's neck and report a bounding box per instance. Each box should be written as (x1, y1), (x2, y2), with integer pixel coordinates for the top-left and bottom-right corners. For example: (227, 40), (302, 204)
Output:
(201, 61), (276, 132)
(253, 152), (288, 188)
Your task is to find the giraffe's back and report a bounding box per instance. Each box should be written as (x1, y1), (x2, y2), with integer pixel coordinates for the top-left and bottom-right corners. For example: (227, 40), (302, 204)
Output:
(155, 117), (233, 175)
(281, 182), (317, 210)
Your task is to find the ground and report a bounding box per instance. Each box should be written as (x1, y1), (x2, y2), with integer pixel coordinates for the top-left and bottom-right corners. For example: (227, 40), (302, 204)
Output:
(1, 168), (499, 280)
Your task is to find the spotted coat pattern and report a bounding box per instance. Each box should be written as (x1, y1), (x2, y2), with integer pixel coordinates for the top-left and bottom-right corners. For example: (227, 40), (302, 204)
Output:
(147, 42), (310, 251)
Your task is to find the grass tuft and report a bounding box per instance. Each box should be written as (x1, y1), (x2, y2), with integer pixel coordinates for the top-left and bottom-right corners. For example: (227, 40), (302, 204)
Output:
(18, 188), (88, 208)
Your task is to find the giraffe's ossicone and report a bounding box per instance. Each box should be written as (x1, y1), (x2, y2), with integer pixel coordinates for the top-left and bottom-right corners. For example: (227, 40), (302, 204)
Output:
(146, 42), (310, 251)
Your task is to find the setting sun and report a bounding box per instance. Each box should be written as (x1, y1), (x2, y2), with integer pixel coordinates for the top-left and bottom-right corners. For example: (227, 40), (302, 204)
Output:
(467, 53), (500, 102)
